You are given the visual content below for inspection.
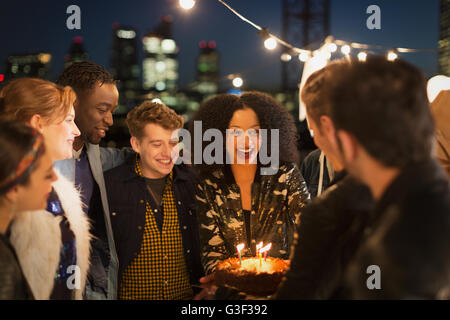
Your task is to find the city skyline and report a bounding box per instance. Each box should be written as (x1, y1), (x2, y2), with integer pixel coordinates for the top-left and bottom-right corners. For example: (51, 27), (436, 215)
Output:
(0, 0), (441, 90)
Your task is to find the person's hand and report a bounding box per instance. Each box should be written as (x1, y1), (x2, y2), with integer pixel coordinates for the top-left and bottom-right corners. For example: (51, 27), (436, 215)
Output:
(193, 273), (218, 300)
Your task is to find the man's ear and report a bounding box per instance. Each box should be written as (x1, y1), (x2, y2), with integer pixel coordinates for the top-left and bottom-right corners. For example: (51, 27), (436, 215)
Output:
(29, 114), (43, 131)
(130, 136), (140, 154)
(319, 115), (335, 138)
(321, 115), (341, 150)
(336, 130), (358, 164)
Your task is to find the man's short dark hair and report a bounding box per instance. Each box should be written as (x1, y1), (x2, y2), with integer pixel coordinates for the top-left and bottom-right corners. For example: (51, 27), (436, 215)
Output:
(56, 61), (116, 93)
(325, 56), (434, 167)
(301, 60), (346, 126)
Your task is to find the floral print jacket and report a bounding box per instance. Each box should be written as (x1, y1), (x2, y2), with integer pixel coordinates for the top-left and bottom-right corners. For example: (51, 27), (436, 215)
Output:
(195, 163), (311, 274)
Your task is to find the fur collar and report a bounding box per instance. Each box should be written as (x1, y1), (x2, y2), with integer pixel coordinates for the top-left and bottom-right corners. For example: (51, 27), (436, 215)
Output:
(9, 169), (91, 300)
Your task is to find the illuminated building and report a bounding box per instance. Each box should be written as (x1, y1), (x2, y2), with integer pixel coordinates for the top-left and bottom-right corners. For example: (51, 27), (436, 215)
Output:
(64, 36), (89, 68)
(194, 40), (219, 94)
(142, 16), (178, 92)
(5, 52), (52, 80)
(110, 24), (140, 113)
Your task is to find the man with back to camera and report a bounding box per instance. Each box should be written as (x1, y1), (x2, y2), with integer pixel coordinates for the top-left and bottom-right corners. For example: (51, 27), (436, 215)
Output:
(316, 56), (449, 299)
(275, 61), (374, 299)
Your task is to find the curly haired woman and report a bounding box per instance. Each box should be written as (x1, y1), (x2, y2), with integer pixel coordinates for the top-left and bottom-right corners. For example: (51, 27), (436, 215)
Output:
(190, 91), (310, 297)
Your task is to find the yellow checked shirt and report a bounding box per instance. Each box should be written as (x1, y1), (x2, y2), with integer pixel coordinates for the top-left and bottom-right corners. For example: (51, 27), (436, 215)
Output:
(119, 158), (193, 300)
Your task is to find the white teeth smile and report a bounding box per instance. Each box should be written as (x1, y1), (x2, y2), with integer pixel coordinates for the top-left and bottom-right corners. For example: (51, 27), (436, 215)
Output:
(159, 160), (171, 164)
(237, 148), (254, 153)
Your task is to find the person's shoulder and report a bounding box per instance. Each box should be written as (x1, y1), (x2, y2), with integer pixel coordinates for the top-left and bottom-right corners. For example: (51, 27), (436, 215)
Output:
(104, 154), (134, 181)
(303, 149), (321, 164)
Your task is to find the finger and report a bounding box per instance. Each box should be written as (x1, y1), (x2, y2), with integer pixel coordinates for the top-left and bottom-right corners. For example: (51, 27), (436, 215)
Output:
(199, 273), (215, 283)
(193, 289), (208, 300)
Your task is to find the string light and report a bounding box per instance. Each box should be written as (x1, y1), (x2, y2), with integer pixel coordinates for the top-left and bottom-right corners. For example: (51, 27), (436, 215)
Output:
(264, 37), (277, 50)
(281, 53), (292, 62)
(357, 51), (367, 61)
(341, 45), (351, 55)
(180, 0), (436, 62)
(180, 0), (438, 85)
(179, 0), (196, 10)
(387, 50), (398, 61)
(327, 43), (337, 53)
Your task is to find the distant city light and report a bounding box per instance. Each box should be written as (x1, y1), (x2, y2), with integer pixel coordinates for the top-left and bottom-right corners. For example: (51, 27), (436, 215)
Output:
(155, 81), (166, 91)
(155, 61), (166, 72)
(0, 74), (4, 82)
(208, 41), (216, 49)
(161, 39), (176, 53)
(232, 77), (243, 88)
(179, 0), (196, 10)
(38, 53), (52, 64)
(117, 30), (136, 39)
(264, 37), (277, 50)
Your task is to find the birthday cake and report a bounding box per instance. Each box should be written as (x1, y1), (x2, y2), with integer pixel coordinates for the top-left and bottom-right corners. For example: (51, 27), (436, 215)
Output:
(214, 257), (289, 296)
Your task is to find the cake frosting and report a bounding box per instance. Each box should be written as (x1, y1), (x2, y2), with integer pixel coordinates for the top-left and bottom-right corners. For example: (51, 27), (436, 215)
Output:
(214, 257), (288, 296)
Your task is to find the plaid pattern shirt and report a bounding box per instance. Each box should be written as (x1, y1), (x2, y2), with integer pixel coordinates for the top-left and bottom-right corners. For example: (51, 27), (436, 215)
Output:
(119, 157), (193, 300)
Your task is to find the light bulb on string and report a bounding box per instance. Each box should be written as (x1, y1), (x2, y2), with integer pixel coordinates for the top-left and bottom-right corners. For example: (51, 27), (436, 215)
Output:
(264, 37), (277, 50)
(387, 51), (398, 61)
(357, 52), (367, 62)
(281, 53), (292, 62)
(341, 45), (351, 55)
(179, 0), (196, 10)
(327, 43), (337, 53)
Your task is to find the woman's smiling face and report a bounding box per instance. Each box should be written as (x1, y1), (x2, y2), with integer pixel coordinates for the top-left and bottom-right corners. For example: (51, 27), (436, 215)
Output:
(226, 107), (261, 165)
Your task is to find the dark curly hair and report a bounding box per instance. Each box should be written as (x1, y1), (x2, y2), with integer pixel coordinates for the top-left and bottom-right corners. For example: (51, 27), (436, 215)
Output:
(56, 61), (116, 93)
(189, 91), (299, 177)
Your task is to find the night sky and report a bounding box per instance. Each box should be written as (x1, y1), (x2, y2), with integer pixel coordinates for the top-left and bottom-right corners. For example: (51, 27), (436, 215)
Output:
(0, 0), (440, 90)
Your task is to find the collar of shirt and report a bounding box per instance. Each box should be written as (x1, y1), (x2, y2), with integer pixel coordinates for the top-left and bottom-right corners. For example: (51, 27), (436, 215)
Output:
(72, 145), (84, 160)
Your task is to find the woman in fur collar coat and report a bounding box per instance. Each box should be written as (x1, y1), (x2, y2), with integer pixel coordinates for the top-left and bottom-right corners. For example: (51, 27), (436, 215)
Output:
(0, 78), (91, 300)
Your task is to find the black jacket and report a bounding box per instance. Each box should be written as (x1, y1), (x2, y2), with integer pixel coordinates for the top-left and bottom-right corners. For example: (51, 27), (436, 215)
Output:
(342, 160), (450, 299)
(300, 149), (333, 198)
(275, 171), (374, 299)
(102, 155), (204, 290)
(0, 233), (34, 300)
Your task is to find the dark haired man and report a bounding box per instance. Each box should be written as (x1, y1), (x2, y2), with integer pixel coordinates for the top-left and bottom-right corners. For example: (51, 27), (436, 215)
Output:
(275, 61), (374, 299)
(55, 61), (131, 300)
(277, 57), (450, 300)
(323, 57), (449, 299)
